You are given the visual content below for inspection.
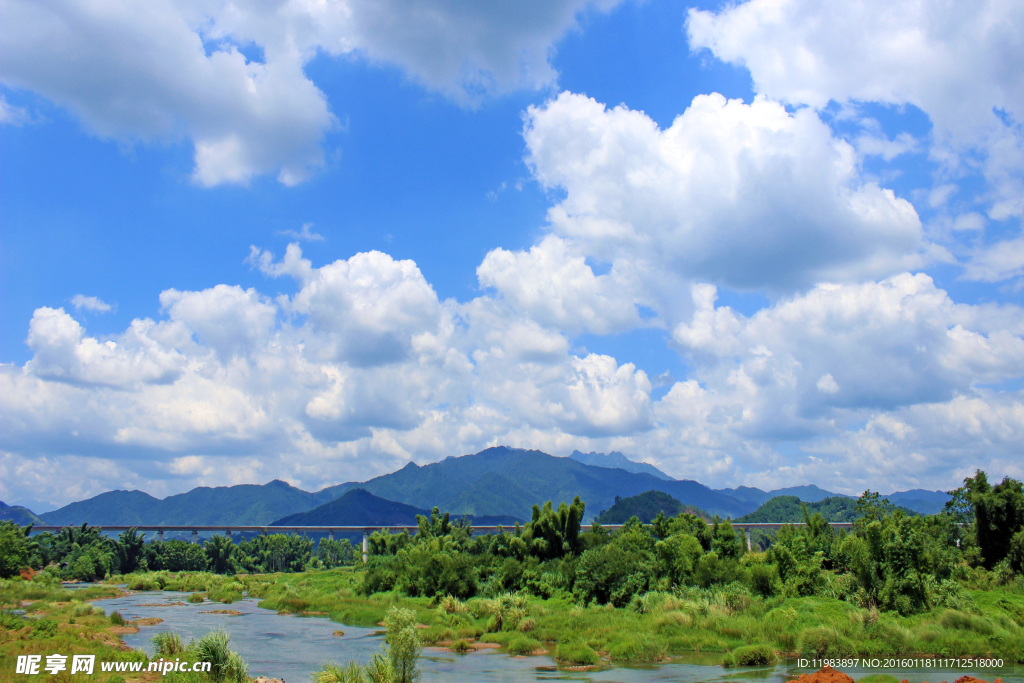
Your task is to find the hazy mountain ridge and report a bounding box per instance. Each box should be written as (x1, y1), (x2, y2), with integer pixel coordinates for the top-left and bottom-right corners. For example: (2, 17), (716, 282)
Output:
(569, 450), (673, 480)
(0, 500), (45, 525)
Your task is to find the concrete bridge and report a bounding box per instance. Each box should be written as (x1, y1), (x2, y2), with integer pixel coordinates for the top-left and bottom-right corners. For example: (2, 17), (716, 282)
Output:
(26, 522), (852, 562)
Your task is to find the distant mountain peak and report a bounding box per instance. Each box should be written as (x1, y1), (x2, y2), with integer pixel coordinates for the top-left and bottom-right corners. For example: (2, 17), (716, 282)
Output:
(569, 450), (674, 481)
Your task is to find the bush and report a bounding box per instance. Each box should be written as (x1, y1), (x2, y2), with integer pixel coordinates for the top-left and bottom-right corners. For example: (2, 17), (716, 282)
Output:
(750, 564), (779, 598)
(109, 611), (127, 626)
(507, 635), (543, 655)
(311, 661), (366, 683)
(31, 618), (58, 638)
(450, 639), (472, 653)
(194, 630), (248, 683)
(188, 592), (205, 603)
(555, 641), (598, 665)
(798, 626), (854, 658)
(438, 594), (468, 615)
(153, 631), (186, 657)
(384, 605), (422, 683)
(729, 644), (777, 667)
(609, 634), (667, 662)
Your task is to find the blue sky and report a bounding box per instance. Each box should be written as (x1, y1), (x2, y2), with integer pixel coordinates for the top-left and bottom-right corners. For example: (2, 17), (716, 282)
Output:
(1, 0), (1022, 509)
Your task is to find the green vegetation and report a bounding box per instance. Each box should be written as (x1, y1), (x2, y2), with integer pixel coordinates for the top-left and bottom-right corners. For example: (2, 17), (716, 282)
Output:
(594, 490), (710, 524)
(0, 520), (358, 581)
(737, 496), (865, 523)
(0, 572), (254, 682)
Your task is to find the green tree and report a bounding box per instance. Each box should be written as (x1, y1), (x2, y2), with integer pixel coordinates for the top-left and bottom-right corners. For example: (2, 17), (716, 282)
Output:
(204, 534), (235, 574)
(0, 521), (30, 578)
(115, 528), (146, 574)
(958, 471), (1024, 569)
(384, 605), (421, 683)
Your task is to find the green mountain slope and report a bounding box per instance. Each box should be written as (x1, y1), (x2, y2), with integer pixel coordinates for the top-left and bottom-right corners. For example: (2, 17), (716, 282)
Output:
(0, 500), (44, 525)
(715, 484), (848, 507)
(735, 495), (862, 523)
(271, 488), (525, 527)
(40, 480), (335, 526)
(594, 490), (711, 524)
(272, 489), (428, 526)
(328, 446), (752, 520)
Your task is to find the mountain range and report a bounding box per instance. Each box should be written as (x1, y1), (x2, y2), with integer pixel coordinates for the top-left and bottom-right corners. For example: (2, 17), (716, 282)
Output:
(8, 446), (951, 527)
(272, 488), (524, 527)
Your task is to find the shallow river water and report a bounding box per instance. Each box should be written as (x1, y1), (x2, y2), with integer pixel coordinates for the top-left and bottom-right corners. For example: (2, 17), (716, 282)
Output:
(93, 590), (1023, 683)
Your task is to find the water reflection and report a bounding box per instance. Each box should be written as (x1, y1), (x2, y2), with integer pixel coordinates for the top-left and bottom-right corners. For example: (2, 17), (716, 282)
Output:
(94, 591), (1023, 683)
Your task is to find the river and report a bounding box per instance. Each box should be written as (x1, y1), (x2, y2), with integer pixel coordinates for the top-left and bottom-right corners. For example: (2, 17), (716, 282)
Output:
(93, 589), (1023, 683)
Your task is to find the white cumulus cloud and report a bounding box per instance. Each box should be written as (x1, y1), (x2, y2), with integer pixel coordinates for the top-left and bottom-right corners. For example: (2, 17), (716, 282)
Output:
(0, 0), (622, 185)
(524, 91), (931, 294)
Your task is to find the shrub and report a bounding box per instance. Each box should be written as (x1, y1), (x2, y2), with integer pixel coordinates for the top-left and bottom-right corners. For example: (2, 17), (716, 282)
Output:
(450, 639), (472, 653)
(798, 626), (854, 658)
(384, 605), (422, 683)
(153, 631), (186, 657)
(438, 594), (468, 615)
(518, 617), (537, 632)
(312, 661), (366, 683)
(507, 635), (543, 655)
(31, 618), (58, 639)
(750, 564), (779, 598)
(609, 634), (667, 662)
(555, 641), (598, 665)
(194, 630), (248, 683)
(188, 592), (205, 603)
(729, 644), (777, 667)
(109, 611), (127, 626)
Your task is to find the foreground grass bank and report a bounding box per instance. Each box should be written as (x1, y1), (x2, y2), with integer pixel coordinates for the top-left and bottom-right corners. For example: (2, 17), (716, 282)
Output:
(101, 568), (1024, 667)
(0, 575), (248, 682)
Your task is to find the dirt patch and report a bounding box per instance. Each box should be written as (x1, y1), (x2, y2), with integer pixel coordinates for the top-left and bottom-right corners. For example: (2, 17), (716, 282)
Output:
(109, 625), (140, 635)
(789, 666), (855, 683)
(377, 621), (430, 628)
(200, 610), (244, 616)
(132, 617), (164, 626)
(137, 602), (188, 607)
(333, 630), (345, 636)
(430, 642), (500, 653)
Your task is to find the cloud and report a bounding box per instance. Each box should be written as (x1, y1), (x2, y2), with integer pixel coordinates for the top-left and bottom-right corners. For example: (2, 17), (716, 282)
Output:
(0, 94), (29, 125)
(669, 274), (1024, 438)
(477, 234), (641, 334)
(0, 0), (623, 185)
(4, 243), (1024, 504)
(686, 0), (1024, 232)
(962, 237), (1024, 282)
(523, 92), (930, 294)
(71, 294), (113, 313)
(276, 223), (324, 242)
(686, 0), (1024, 141)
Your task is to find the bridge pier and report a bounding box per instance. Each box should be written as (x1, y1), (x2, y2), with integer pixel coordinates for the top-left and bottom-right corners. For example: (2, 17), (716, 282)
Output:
(191, 530), (198, 545)
(225, 530), (231, 541)
(362, 532), (368, 564)
(157, 530), (164, 542)
(328, 529), (334, 542)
